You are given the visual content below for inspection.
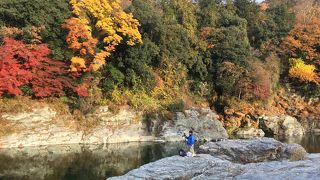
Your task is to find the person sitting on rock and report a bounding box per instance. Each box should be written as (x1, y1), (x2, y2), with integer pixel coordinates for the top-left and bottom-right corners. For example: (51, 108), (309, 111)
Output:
(184, 130), (195, 156)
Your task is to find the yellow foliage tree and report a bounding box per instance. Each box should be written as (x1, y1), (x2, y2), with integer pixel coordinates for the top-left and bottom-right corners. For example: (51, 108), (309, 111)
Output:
(289, 58), (318, 83)
(70, 56), (87, 72)
(65, 0), (142, 72)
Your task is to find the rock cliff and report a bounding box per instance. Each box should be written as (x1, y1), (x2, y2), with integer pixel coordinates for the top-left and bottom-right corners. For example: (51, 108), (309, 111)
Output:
(0, 106), (227, 148)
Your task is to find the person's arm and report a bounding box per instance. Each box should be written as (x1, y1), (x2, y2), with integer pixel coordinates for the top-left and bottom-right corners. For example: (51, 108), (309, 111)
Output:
(183, 133), (188, 139)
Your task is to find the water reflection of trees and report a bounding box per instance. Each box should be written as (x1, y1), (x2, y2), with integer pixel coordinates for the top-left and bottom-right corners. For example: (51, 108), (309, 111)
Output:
(0, 142), (184, 180)
(274, 133), (320, 153)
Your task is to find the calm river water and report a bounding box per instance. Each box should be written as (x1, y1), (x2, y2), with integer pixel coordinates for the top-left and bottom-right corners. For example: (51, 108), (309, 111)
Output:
(0, 134), (319, 180)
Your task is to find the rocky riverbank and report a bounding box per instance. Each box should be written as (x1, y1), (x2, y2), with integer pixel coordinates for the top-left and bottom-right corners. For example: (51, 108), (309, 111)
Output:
(0, 106), (227, 148)
(0, 91), (318, 148)
(109, 138), (320, 180)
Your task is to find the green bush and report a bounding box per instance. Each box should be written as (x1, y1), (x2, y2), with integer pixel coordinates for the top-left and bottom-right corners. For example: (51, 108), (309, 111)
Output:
(0, 0), (72, 60)
(167, 100), (185, 112)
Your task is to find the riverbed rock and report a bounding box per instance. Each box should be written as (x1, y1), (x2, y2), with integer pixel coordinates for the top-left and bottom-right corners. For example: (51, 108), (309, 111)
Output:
(198, 138), (307, 163)
(259, 115), (305, 136)
(109, 139), (319, 180)
(161, 108), (228, 141)
(194, 154), (320, 180)
(235, 128), (265, 138)
(108, 154), (229, 180)
(109, 153), (320, 180)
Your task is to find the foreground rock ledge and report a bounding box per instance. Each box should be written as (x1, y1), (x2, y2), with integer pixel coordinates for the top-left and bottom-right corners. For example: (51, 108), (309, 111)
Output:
(199, 137), (307, 163)
(109, 138), (320, 180)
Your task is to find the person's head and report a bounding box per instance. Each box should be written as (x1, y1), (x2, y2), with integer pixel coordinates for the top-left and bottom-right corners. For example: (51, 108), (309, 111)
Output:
(189, 130), (193, 135)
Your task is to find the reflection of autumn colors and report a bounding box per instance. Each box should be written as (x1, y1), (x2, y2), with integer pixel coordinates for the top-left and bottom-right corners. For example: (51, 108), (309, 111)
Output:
(0, 142), (184, 179)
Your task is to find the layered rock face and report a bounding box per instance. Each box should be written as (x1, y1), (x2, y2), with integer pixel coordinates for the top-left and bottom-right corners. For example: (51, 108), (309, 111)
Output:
(0, 106), (154, 148)
(0, 106), (227, 148)
(259, 115), (305, 136)
(161, 108), (228, 141)
(109, 138), (319, 180)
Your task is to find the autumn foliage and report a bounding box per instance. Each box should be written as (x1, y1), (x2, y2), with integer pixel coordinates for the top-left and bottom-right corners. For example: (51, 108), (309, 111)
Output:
(0, 38), (86, 97)
(62, 18), (98, 57)
(282, 3), (320, 65)
(0, 38), (34, 95)
(289, 58), (318, 83)
(63, 0), (142, 73)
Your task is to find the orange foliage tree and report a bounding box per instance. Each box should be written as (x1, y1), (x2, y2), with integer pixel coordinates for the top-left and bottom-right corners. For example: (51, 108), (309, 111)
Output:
(63, 0), (142, 73)
(282, 3), (320, 65)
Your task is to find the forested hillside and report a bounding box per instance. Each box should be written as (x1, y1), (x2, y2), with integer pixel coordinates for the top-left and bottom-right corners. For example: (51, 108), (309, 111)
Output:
(0, 0), (319, 130)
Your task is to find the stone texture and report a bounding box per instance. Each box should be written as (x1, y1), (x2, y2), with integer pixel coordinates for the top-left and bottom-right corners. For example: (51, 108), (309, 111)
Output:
(235, 128), (265, 138)
(194, 154), (320, 180)
(0, 106), (155, 148)
(0, 106), (229, 148)
(109, 139), (319, 180)
(161, 107), (228, 141)
(109, 153), (320, 180)
(108, 154), (223, 180)
(198, 138), (307, 163)
(259, 115), (305, 136)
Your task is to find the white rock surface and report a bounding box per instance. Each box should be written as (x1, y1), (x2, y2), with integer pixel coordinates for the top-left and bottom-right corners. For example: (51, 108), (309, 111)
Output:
(259, 115), (305, 136)
(161, 108), (228, 141)
(0, 106), (229, 148)
(0, 106), (154, 148)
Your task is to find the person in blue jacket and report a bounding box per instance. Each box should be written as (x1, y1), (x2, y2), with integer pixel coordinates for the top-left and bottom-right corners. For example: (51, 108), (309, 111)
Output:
(184, 130), (195, 155)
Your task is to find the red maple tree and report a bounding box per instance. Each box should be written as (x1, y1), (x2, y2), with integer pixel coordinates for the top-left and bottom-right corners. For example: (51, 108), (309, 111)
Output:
(0, 37), (87, 97)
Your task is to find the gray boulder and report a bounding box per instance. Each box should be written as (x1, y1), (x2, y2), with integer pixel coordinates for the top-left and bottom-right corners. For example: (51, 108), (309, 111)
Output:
(161, 108), (228, 141)
(198, 137), (307, 163)
(259, 116), (305, 136)
(109, 138), (319, 180)
(194, 154), (320, 180)
(108, 154), (237, 180)
(109, 153), (320, 180)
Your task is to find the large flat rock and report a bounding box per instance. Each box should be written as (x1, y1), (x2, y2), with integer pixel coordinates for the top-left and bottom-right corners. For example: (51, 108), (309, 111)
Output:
(109, 138), (318, 180)
(199, 137), (307, 163)
(109, 153), (320, 180)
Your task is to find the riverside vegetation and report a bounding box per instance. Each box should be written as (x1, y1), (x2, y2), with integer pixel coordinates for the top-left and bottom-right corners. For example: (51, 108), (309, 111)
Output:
(0, 0), (319, 142)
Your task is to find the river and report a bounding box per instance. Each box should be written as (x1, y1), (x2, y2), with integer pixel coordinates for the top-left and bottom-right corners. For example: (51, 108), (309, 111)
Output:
(0, 133), (319, 180)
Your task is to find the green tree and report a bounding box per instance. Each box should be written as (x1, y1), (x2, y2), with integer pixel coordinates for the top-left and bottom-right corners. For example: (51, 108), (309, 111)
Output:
(0, 0), (72, 60)
(101, 38), (159, 93)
